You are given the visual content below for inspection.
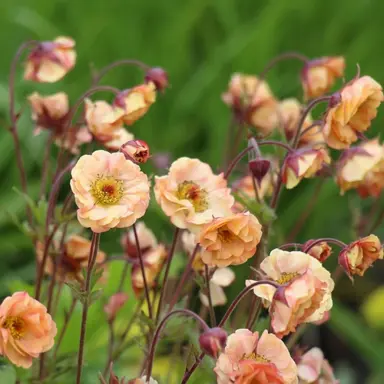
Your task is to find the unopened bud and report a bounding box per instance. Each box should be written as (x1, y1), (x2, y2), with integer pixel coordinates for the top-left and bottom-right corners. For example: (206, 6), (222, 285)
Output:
(120, 140), (150, 164)
(145, 67), (169, 92)
(249, 158), (271, 185)
(199, 327), (227, 358)
(329, 92), (342, 108)
(303, 239), (332, 263)
(104, 292), (129, 322)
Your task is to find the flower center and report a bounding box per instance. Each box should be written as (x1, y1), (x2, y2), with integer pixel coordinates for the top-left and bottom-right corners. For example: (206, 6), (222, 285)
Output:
(244, 352), (270, 363)
(176, 181), (208, 213)
(91, 176), (124, 206)
(218, 229), (235, 243)
(276, 272), (299, 285)
(3, 316), (25, 340)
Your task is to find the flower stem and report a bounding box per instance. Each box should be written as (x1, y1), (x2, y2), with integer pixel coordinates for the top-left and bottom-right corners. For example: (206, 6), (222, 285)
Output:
(103, 321), (115, 377)
(39, 134), (53, 199)
(204, 265), (216, 327)
(302, 237), (347, 253)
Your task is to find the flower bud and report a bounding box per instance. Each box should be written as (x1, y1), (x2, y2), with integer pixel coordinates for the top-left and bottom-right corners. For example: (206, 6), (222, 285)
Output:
(104, 293), (129, 322)
(303, 240), (332, 263)
(329, 91), (342, 108)
(150, 152), (171, 171)
(145, 67), (169, 92)
(120, 139), (150, 164)
(249, 158), (271, 186)
(199, 327), (227, 358)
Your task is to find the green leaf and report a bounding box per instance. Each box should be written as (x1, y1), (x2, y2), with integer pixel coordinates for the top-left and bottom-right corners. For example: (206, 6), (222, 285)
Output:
(65, 281), (87, 304)
(89, 288), (104, 306)
(0, 365), (16, 382)
(234, 192), (276, 224)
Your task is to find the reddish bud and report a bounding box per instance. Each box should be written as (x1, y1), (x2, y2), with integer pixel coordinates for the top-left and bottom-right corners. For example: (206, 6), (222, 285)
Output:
(249, 158), (271, 185)
(145, 67), (169, 92)
(328, 92), (342, 108)
(303, 240), (332, 263)
(199, 327), (227, 358)
(120, 140), (150, 164)
(104, 293), (129, 322)
(338, 248), (354, 282)
(151, 152), (171, 171)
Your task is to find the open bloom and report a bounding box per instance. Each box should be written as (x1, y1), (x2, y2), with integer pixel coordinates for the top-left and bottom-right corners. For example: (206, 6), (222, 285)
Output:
(222, 73), (279, 135)
(104, 293), (129, 322)
(339, 234), (383, 278)
(282, 148), (330, 189)
(114, 82), (156, 125)
(247, 249), (334, 338)
(301, 56), (345, 100)
(0, 292), (57, 368)
(154, 157), (234, 231)
(215, 329), (298, 384)
(24, 36), (76, 82)
(199, 212), (262, 267)
(297, 347), (339, 384)
(323, 76), (383, 149)
(336, 139), (384, 197)
(70, 150), (150, 233)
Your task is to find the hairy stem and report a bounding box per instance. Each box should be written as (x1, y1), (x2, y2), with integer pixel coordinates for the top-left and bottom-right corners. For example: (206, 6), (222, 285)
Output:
(204, 264), (216, 327)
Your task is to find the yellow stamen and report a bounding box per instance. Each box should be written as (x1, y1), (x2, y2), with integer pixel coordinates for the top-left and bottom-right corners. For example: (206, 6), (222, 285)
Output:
(3, 316), (25, 340)
(276, 272), (299, 285)
(176, 180), (208, 213)
(244, 352), (270, 363)
(91, 175), (124, 206)
(218, 229), (235, 243)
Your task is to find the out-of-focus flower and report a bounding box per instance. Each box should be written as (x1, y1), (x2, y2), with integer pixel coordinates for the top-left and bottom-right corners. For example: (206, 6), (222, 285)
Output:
(303, 239), (332, 263)
(282, 148), (331, 189)
(361, 286), (384, 330)
(301, 56), (345, 100)
(181, 231), (204, 271)
(199, 212), (262, 267)
(120, 140), (150, 164)
(323, 76), (383, 149)
(151, 152), (171, 172)
(297, 347), (339, 384)
(249, 158), (271, 185)
(199, 327), (227, 358)
(215, 329), (298, 384)
(24, 36), (76, 82)
(222, 73), (279, 136)
(0, 292), (57, 368)
(145, 67), (169, 92)
(55, 125), (92, 154)
(336, 139), (384, 197)
(103, 128), (134, 151)
(247, 249), (334, 338)
(70, 150), (150, 233)
(339, 234), (383, 278)
(36, 234), (106, 282)
(127, 377), (158, 384)
(154, 157), (234, 231)
(114, 83), (156, 125)
(104, 293), (129, 322)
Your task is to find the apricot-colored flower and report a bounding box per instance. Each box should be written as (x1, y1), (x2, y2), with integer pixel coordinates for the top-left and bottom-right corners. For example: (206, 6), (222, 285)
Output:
(339, 234), (383, 278)
(0, 292), (57, 368)
(24, 36), (76, 83)
(199, 212), (262, 267)
(104, 293), (129, 322)
(247, 249), (334, 338)
(70, 150), (150, 233)
(36, 234), (106, 282)
(302, 240), (332, 263)
(54, 125), (93, 154)
(154, 157), (234, 231)
(282, 148), (331, 189)
(120, 140), (150, 164)
(301, 56), (345, 100)
(128, 377), (158, 384)
(323, 76), (383, 149)
(336, 139), (384, 197)
(222, 73), (279, 135)
(297, 347), (339, 384)
(114, 82), (156, 125)
(215, 329), (298, 384)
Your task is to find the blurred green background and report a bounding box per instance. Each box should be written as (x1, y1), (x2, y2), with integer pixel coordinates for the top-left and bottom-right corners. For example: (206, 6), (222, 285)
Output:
(1, 0), (384, 382)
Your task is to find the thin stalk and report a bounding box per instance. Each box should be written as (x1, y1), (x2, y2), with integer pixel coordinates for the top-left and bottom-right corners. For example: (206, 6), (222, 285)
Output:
(303, 237), (347, 253)
(204, 265), (216, 327)
(367, 206), (384, 234)
(39, 134), (53, 199)
(286, 324), (308, 350)
(278, 243), (302, 250)
(103, 321), (115, 377)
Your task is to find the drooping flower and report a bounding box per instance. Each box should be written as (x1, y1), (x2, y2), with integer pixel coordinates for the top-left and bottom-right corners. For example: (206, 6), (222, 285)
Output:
(323, 76), (383, 149)
(145, 67), (169, 92)
(70, 150), (150, 233)
(24, 36), (76, 82)
(104, 293), (129, 322)
(0, 292), (57, 368)
(302, 240), (332, 263)
(222, 73), (279, 136)
(282, 148), (331, 189)
(199, 212), (262, 267)
(120, 140), (150, 164)
(215, 329), (298, 384)
(297, 347), (339, 384)
(114, 83), (156, 125)
(54, 125), (92, 154)
(301, 56), (345, 100)
(247, 249), (334, 338)
(336, 139), (384, 197)
(199, 327), (227, 358)
(339, 234), (383, 278)
(154, 157), (234, 231)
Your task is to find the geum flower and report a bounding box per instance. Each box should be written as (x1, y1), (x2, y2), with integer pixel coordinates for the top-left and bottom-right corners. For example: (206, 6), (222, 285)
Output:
(215, 329), (298, 384)
(0, 292), (57, 368)
(323, 75), (383, 149)
(70, 150), (150, 233)
(154, 157), (234, 231)
(247, 249), (334, 338)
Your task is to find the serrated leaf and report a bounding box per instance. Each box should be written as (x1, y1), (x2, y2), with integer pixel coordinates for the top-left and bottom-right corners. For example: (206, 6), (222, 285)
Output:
(65, 281), (87, 304)
(89, 288), (103, 306)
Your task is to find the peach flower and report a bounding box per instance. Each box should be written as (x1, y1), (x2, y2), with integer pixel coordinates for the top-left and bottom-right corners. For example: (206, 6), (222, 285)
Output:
(339, 235), (383, 278)
(70, 150), (150, 233)
(323, 76), (383, 149)
(302, 240), (332, 263)
(297, 347), (339, 384)
(103, 128), (134, 151)
(301, 56), (345, 100)
(199, 212), (262, 267)
(128, 377), (158, 384)
(282, 148), (330, 189)
(215, 329), (298, 384)
(336, 139), (384, 197)
(114, 82), (156, 125)
(104, 293), (129, 322)
(222, 73), (279, 135)
(247, 249), (334, 338)
(0, 292), (57, 368)
(54, 125), (92, 154)
(24, 36), (76, 82)
(154, 157), (234, 231)
(181, 230), (205, 271)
